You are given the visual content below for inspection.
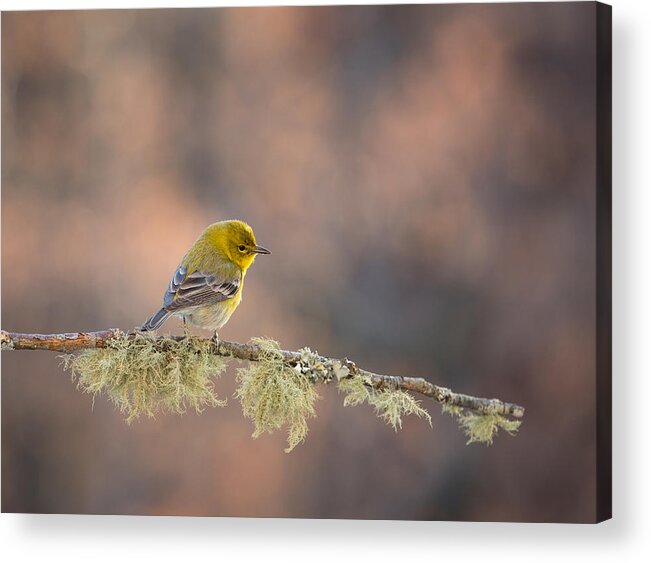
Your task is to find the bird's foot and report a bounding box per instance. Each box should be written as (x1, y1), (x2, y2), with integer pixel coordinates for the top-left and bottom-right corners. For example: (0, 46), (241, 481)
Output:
(182, 318), (191, 339)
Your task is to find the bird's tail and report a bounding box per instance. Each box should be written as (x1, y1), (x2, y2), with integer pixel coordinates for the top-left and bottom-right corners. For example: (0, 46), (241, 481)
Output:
(140, 308), (172, 331)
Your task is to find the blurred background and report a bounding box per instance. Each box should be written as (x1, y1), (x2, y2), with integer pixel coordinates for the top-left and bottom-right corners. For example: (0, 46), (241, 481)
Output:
(2, 3), (597, 521)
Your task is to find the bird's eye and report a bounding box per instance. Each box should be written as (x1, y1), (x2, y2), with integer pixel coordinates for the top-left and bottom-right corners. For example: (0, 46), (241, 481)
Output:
(238, 245), (246, 252)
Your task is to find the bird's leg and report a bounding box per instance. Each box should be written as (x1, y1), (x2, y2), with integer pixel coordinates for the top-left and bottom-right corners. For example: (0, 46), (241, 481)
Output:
(211, 330), (219, 344)
(182, 317), (190, 339)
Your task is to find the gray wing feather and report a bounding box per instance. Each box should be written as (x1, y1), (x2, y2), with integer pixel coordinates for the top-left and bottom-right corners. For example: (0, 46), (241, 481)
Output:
(162, 265), (240, 312)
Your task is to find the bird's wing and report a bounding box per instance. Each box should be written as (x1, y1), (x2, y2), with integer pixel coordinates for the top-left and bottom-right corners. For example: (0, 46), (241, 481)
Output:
(162, 264), (241, 312)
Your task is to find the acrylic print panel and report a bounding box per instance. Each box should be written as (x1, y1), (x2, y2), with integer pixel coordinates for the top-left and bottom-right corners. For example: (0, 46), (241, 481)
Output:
(1, 2), (611, 522)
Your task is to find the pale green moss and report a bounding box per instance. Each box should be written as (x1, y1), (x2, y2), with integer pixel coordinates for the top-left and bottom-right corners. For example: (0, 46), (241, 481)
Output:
(458, 413), (521, 445)
(338, 376), (432, 430)
(441, 403), (463, 417)
(61, 334), (227, 422)
(235, 337), (319, 453)
(441, 402), (521, 445)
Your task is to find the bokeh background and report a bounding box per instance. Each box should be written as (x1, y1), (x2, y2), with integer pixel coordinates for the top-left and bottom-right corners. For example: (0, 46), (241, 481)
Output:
(2, 3), (598, 521)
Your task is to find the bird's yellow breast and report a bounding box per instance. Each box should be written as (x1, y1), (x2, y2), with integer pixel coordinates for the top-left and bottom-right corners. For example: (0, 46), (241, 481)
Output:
(181, 286), (243, 330)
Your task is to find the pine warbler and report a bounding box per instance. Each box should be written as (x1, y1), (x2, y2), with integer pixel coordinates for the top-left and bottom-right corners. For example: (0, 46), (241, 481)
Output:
(141, 220), (270, 336)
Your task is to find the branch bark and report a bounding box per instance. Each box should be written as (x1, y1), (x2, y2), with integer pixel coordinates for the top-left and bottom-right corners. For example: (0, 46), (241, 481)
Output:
(0, 329), (525, 419)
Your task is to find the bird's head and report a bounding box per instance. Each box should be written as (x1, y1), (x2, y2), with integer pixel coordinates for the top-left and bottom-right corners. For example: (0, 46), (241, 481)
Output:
(205, 220), (271, 270)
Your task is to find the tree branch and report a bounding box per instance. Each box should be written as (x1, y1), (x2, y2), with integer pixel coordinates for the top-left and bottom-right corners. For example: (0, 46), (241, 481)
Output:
(1, 329), (524, 419)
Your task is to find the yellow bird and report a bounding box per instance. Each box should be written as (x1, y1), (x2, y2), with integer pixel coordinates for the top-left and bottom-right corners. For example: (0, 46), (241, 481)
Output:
(140, 220), (271, 337)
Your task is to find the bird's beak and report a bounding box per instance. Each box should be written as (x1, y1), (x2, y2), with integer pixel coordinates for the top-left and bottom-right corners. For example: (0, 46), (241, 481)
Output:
(251, 245), (271, 255)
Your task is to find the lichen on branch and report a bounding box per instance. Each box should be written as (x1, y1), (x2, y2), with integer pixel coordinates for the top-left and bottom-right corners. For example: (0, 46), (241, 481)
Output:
(441, 404), (522, 445)
(338, 375), (432, 430)
(235, 338), (319, 452)
(1, 329), (525, 450)
(61, 333), (227, 422)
